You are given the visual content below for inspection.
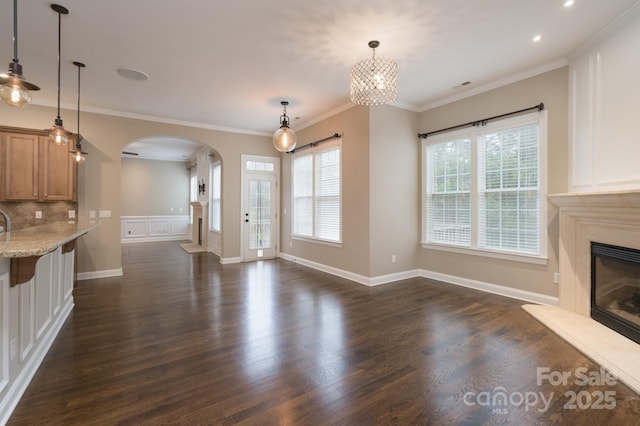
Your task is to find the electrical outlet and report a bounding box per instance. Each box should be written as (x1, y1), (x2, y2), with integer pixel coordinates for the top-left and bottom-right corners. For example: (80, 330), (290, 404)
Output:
(68, 210), (76, 219)
(391, 254), (397, 264)
(89, 210), (96, 219)
(35, 211), (42, 219)
(553, 272), (560, 284)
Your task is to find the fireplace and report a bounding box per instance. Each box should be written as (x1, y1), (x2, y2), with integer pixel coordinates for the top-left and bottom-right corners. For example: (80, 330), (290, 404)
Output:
(521, 190), (640, 394)
(591, 242), (640, 345)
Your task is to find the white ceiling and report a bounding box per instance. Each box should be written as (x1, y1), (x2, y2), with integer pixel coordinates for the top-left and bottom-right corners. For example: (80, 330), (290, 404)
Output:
(1, 0), (638, 160)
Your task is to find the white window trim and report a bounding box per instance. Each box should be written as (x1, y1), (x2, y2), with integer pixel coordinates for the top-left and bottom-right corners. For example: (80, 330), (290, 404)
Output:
(209, 160), (221, 232)
(421, 111), (548, 264)
(291, 138), (343, 246)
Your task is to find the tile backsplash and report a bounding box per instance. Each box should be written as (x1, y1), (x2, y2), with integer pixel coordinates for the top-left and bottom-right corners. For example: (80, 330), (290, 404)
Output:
(0, 201), (78, 230)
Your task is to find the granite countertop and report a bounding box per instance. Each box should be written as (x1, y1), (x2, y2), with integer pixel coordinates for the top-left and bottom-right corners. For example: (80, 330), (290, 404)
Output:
(0, 220), (101, 258)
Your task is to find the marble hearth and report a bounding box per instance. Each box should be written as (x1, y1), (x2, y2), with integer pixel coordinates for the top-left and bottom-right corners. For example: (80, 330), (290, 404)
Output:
(524, 190), (640, 394)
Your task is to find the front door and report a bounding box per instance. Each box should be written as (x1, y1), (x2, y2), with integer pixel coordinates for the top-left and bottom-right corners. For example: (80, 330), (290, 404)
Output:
(242, 156), (279, 261)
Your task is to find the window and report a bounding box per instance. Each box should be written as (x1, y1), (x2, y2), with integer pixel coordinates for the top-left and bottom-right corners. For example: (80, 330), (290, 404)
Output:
(210, 162), (221, 232)
(423, 112), (546, 260)
(292, 139), (341, 243)
(189, 172), (197, 224)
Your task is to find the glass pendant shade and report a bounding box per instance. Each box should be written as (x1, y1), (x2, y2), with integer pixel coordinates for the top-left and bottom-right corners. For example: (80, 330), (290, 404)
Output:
(273, 126), (296, 152)
(69, 61), (88, 164)
(350, 40), (398, 106)
(50, 119), (70, 144)
(72, 148), (86, 163)
(273, 101), (296, 152)
(0, 0), (39, 107)
(49, 4), (70, 144)
(0, 73), (33, 107)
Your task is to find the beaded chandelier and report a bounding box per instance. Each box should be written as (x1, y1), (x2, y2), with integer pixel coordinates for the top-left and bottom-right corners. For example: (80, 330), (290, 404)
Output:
(350, 40), (398, 106)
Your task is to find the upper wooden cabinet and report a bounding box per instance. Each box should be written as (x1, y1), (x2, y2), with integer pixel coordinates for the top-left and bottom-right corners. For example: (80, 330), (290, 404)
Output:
(1, 128), (77, 202)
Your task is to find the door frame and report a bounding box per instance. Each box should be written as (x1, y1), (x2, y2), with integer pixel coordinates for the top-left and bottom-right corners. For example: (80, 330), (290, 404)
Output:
(240, 155), (280, 261)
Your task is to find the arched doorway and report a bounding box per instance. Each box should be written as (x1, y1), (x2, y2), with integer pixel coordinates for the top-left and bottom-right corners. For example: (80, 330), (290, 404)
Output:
(120, 136), (223, 256)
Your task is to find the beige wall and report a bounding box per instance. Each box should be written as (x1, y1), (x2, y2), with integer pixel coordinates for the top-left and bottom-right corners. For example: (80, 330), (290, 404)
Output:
(120, 158), (190, 216)
(0, 105), (273, 274)
(417, 66), (569, 296)
(280, 106), (372, 276)
(369, 106), (420, 276)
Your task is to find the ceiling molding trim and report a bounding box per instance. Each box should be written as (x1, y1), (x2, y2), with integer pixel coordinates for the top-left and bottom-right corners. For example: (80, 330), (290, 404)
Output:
(568, 0), (640, 61)
(121, 154), (189, 162)
(294, 102), (357, 132)
(32, 101), (272, 137)
(418, 59), (569, 112)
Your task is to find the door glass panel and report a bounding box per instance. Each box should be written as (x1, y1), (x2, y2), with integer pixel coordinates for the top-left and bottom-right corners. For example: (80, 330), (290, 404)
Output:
(249, 179), (272, 250)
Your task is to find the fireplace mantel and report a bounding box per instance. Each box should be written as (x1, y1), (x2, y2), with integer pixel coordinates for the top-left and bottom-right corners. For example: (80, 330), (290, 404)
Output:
(549, 190), (640, 210)
(524, 190), (640, 394)
(549, 190), (640, 315)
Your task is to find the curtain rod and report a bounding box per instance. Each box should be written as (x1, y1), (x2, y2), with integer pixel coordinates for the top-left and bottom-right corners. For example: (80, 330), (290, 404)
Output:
(288, 133), (341, 154)
(417, 102), (544, 139)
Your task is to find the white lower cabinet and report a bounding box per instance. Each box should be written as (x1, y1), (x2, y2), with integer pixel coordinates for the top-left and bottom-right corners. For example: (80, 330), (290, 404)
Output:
(0, 246), (75, 424)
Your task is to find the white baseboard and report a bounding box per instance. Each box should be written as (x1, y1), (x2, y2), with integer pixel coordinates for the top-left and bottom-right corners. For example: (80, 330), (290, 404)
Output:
(278, 253), (558, 305)
(280, 253), (371, 285)
(0, 300), (73, 425)
(76, 268), (123, 281)
(121, 235), (189, 244)
(368, 269), (423, 286)
(220, 257), (241, 264)
(419, 269), (559, 306)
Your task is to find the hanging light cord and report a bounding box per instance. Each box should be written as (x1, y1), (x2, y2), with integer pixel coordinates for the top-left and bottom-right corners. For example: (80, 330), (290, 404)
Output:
(76, 63), (81, 146)
(12, 0), (18, 63)
(55, 8), (62, 120)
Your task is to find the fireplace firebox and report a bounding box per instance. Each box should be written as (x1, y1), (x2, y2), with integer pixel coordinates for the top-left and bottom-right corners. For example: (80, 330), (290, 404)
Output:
(591, 242), (640, 345)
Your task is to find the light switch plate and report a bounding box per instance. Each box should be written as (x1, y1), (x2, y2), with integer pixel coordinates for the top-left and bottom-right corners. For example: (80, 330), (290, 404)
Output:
(35, 211), (42, 219)
(99, 210), (111, 218)
(68, 210), (76, 218)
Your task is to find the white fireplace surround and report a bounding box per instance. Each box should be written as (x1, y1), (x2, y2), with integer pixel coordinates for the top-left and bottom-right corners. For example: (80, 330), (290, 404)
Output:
(191, 201), (209, 248)
(180, 201), (209, 254)
(524, 190), (640, 394)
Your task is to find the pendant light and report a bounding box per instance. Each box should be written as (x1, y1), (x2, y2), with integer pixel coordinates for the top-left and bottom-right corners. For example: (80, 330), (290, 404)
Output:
(273, 101), (296, 152)
(0, 0), (40, 107)
(350, 40), (398, 106)
(49, 4), (70, 145)
(69, 61), (88, 163)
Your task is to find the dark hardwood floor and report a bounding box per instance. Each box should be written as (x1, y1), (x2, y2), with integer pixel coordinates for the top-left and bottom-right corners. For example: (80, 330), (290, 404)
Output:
(7, 242), (640, 425)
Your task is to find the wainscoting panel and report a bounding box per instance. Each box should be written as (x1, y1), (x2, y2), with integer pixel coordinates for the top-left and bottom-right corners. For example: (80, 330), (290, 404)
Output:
(121, 216), (190, 243)
(34, 252), (53, 341)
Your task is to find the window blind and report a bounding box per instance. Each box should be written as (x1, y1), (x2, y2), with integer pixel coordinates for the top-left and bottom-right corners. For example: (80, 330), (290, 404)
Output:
(426, 138), (471, 246)
(315, 147), (340, 241)
(292, 154), (313, 237)
(423, 112), (544, 258)
(477, 124), (539, 254)
(291, 140), (341, 243)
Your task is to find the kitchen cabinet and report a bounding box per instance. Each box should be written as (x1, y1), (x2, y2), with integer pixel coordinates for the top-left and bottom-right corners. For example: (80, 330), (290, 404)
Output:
(1, 128), (77, 202)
